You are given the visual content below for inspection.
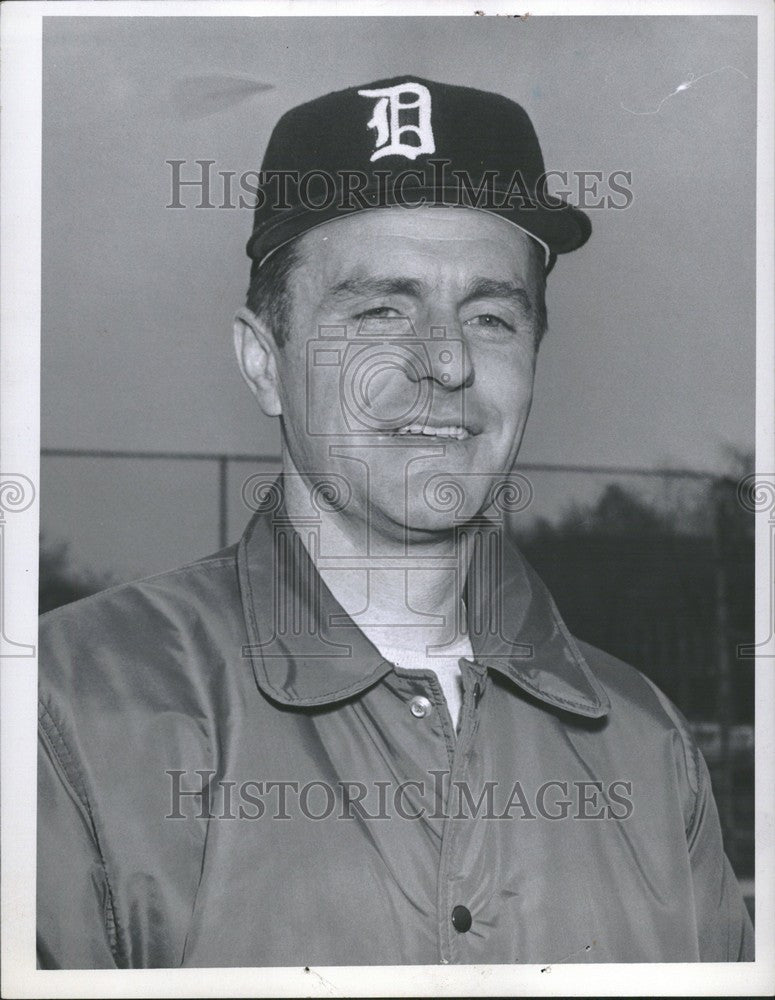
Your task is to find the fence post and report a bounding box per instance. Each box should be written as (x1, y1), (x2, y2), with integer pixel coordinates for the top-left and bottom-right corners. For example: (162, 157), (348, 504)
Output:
(711, 477), (735, 860)
(218, 456), (228, 550)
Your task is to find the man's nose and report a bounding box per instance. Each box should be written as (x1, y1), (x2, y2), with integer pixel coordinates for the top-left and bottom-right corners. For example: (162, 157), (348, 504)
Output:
(404, 322), (474, 391)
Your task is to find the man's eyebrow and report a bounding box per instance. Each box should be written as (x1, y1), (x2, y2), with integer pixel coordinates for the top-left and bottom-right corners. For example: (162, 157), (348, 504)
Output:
(461, 279), (533, 313)
(325, 274), (533, 313)
(327, 275), (425, 301)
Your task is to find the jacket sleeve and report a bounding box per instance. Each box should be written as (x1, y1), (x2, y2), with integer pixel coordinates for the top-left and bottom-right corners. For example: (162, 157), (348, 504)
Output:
(687, 744), (754, 961)
(37, 702), (119, 969)
(640, 673), (754, 961)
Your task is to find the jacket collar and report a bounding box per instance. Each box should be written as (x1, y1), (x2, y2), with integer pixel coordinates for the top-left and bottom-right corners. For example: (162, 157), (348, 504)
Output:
(238, 485), (610, 719)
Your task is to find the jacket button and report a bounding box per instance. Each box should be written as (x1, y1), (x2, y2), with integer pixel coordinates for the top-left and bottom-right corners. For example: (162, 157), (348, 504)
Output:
(409, 695), (432, 718)
(451, 904), (472, 932)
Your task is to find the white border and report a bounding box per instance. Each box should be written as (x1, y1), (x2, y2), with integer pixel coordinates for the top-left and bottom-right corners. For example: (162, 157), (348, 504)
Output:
(1, 1), (773, 996)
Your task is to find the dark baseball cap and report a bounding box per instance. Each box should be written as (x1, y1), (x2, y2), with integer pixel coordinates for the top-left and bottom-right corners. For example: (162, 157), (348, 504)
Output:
(246, 75), (591, 272)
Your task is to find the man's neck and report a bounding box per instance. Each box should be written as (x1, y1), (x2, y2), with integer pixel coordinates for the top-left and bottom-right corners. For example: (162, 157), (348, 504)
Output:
(280, 459), (467, 655)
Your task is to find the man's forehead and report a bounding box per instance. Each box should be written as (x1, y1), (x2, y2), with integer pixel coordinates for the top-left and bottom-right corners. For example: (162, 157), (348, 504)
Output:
(295, 207), (541, 281)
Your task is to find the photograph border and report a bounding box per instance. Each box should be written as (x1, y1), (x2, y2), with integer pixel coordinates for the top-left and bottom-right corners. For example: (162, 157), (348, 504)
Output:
(2, 1), (773, 996)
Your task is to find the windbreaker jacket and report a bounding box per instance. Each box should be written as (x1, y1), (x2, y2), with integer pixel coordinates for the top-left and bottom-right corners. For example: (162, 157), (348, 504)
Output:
(37, 501), (754, 968)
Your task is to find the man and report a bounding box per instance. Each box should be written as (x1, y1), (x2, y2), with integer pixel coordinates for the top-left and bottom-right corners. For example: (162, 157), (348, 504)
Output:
(37, 76), (753, 967)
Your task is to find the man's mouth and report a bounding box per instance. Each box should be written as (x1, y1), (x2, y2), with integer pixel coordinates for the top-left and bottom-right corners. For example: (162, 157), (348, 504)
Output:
(392, 422), (471, 440)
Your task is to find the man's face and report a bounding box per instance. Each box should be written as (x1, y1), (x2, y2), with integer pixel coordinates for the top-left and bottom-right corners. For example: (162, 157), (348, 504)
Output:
(266, 207), (543, 538)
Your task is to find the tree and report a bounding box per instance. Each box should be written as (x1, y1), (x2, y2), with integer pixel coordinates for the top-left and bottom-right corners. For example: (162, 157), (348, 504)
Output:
(39, 536), (112, 615)
(511, 467), (753, 725)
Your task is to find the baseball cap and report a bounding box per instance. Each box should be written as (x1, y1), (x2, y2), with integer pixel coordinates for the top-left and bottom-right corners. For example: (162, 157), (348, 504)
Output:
(246, 75), (591, 273)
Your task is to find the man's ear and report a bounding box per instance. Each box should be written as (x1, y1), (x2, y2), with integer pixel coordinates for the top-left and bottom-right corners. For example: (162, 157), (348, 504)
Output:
(233, 307), (283, 417)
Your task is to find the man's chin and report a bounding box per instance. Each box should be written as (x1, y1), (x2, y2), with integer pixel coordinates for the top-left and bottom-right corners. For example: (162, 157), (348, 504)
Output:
(371, 487), (493, 539)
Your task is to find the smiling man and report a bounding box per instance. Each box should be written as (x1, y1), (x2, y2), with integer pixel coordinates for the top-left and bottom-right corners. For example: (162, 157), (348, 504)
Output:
(234, 205), (544, 724)
(37, 76), (753, 968)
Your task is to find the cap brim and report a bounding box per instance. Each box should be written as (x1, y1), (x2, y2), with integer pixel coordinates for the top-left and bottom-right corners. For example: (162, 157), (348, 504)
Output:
(246, 185), (591, 266)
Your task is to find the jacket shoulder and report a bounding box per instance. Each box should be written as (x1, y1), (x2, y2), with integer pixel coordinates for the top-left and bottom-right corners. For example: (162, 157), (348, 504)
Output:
(38, 545), (244, 709)
(40, 544), (239, 632)
(575, 637), (700, 799)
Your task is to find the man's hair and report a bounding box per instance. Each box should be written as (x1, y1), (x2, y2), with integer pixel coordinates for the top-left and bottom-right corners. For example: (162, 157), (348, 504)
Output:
(246, 242), (302, 348)
(246, 229), (548, 346)
(531, 248), (548, 342)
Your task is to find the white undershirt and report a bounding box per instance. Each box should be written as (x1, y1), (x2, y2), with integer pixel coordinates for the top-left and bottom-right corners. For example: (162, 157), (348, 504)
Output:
(377, 635), (474, 730)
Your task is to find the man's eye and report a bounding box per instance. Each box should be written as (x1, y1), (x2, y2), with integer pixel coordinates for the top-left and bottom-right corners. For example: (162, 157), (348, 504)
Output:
(465, 314), (515, 331)
(356, 306), (402, 319)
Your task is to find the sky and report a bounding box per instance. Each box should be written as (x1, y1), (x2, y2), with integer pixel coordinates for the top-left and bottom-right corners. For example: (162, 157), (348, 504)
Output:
(39, 14), (757, 582)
